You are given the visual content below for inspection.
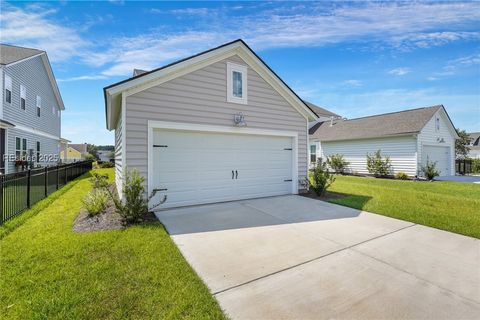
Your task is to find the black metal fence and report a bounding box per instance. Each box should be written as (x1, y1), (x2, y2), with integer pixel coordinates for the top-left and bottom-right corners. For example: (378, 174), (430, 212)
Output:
(0, 161), (93, 224)
(456, 159), (472, 175)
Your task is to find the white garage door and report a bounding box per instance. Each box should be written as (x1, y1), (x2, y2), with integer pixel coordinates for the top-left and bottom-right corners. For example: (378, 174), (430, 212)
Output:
(422, 145), (450, 176)
(152, 129), (294, 208)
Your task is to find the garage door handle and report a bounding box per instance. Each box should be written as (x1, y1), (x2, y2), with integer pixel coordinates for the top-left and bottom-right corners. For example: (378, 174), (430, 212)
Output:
(235, 170), (238, 179)
(232, 170), (234, 179)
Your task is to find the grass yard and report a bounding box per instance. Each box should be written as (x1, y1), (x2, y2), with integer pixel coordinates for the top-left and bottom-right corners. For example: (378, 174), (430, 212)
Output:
(327, 175), (480, 239)
(0, 168), (225, 319)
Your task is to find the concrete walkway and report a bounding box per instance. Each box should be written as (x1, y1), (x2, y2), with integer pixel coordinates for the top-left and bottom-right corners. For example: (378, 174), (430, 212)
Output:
(155, 195), (480, 319)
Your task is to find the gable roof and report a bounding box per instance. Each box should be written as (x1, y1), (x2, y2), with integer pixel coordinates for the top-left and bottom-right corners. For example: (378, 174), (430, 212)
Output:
(469, 132), (480, 150)
(303, 101), (339, 118)
(0, 44), (65, 110)
(133, 69), (148, 77)
(0, 44), (43, 65)
(104, 39), (318, 130)
(310, 105), (458, 141)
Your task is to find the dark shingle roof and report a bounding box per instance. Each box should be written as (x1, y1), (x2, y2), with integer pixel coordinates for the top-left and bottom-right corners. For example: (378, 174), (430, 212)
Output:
(310, 105), (444, 141)
(303, 101), (339, 118)
(0, 44), (43, 65)
(469, 132), (480, 150)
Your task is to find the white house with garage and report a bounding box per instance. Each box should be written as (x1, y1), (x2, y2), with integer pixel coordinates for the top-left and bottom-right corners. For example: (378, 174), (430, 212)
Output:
(309, 105), (459, 178)
(104, 40), (318, 208)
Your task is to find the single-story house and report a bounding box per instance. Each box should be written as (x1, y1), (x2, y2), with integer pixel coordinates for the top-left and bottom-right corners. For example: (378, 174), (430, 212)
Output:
(468, 132), (480, 159)
(309, 105), (459, 177)
(104, 39), (318, 208)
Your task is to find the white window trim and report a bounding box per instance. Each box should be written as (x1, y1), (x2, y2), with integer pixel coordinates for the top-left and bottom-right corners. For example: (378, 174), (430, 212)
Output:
(435, 116), (440, 131)
(20, 84), (26, 110)
(15, 137), (27, 159)
(226, 62), (248, 104)
(36, 95), (41, 117)
(5, 75), (12, 103)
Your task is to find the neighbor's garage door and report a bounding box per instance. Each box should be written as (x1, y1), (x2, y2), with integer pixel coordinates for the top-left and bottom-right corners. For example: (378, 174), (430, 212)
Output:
(152, 129), (294, 208)
(422, 145), (450, 176)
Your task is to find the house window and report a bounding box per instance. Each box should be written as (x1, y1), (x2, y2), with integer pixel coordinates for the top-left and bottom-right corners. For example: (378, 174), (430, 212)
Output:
(20, 85), (26, 110)
(36, 141), (41, 162)
(5, 75), (12, 103)
(36, 95), (41, 117)
(436, 117), (440, 131)
(310, 145), (317, 163)
(15, 137), (27, 160)
(227, 62), (247, 104)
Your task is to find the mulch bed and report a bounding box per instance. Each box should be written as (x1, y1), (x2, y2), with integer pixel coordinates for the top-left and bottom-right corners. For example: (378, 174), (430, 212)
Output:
(73, 184), (157, 233)
(301, 190), (347, 202)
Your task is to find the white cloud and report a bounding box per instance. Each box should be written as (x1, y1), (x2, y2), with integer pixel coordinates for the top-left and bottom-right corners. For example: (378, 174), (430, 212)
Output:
(343, 80), (363, 87)
(388, 68), (411, 76)
(57, 75), (107, 82)
(450, 53), (480, 66)
(0, 4), (89, 62)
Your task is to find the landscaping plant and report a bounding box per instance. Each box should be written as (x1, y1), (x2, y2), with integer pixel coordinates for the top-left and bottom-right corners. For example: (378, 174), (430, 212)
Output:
(82, 189), (109, 216)
(309, 162), (335, 196)
(472, 159), (480, 174)
(327, 154), (349, 174)
(421, 160), (440, 180)
(99, 161), (115, 168)
(394, 172), (409, 180)
(366, 149), (392, 177)
(109, 169), (148, 223)
(90, 172), (109, 189)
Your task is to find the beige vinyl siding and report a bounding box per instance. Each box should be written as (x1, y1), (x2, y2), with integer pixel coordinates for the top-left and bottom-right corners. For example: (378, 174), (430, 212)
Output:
(417, 110), (456, 175)
(114, 110), (123, 194)
(125, 55), (308, 189)
(320, 136), (418, 176)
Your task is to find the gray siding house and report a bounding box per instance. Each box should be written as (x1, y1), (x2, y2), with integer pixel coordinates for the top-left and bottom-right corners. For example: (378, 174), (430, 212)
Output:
(0, 44), (65, 174)
(104, 40), (318, 208)
(309, 105), (459, 177)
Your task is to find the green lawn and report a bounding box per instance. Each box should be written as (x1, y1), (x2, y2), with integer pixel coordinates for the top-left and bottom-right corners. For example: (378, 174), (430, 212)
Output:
(327, 175), (480, 239)
(0, 169), (225, 320)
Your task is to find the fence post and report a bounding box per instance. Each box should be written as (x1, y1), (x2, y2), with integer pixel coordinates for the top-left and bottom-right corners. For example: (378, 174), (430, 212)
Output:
(44, 167), (48, 197)
(0, 175), (4, 225)
(27, 169), (31, 208)
(56, 165), (59, 190)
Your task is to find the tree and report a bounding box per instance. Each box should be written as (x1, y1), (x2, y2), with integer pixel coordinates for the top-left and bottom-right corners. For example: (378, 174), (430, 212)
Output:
(455, 129), (471, 159)
(87, 144), (99, 160)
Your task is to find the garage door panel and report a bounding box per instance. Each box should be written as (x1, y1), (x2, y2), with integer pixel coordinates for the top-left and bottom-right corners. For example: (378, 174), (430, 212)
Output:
(153, 129), (294, 208)
(422, 146), (450, 176)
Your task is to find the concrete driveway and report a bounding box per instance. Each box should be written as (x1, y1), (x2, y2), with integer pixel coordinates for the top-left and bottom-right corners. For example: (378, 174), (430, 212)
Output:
(434, 175), (480, 183)
(155, 195), (480, 319)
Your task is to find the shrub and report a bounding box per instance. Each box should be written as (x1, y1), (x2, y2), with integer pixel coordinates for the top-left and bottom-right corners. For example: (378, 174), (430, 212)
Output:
(366, 150), (392, 177)
(99, 161), (114, 168)
(309, 162), (335, 196)
(82, 189), (109, 216)
(395, 172), (409, 180)
(421, 160), (440, 180)
(327, 154), (349, 174)
(84, 153), (95, 161)
(90, 172), (109, 189)
(472, 159), (480, 174)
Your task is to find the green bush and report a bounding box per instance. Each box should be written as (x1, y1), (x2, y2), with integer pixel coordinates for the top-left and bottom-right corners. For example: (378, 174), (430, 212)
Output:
(82, 189), (109, 216)
(90, 172), (109, 189)
(84, 153), (95, 161)
(99, 161), (115, 168)
(395, 172), (409, 180)
(309, 162), (335, 196)
(366, 150), (392, 177)
(327, 154), (349, 174)
(421, 160), (440, 180)
(109, 169), (148, 224)
(472, 159), (480, 174)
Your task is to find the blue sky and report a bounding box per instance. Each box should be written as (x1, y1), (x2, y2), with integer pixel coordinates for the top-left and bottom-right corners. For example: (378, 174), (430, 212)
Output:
(1, 1), (479, 145)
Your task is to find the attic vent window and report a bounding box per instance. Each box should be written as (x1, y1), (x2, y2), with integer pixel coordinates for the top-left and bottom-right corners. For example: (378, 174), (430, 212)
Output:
(436, 117), (440, 131)
(227, 62), (247, 104)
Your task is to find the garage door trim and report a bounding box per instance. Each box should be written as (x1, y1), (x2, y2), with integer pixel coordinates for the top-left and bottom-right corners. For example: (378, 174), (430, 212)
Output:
(147, 120), (299, 205)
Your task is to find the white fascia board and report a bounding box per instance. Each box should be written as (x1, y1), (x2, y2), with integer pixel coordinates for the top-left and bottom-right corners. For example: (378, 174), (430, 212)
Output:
(40, 54), (65, 110)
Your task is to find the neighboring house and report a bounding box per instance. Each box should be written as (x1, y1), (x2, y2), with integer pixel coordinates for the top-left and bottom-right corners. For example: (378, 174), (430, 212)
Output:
(467, 132), (480, 159)
(104, 39), (318, 208)
(0, 44), (65, 174)
(60, 146), (83, 162)
(309, 105), (459, 177)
